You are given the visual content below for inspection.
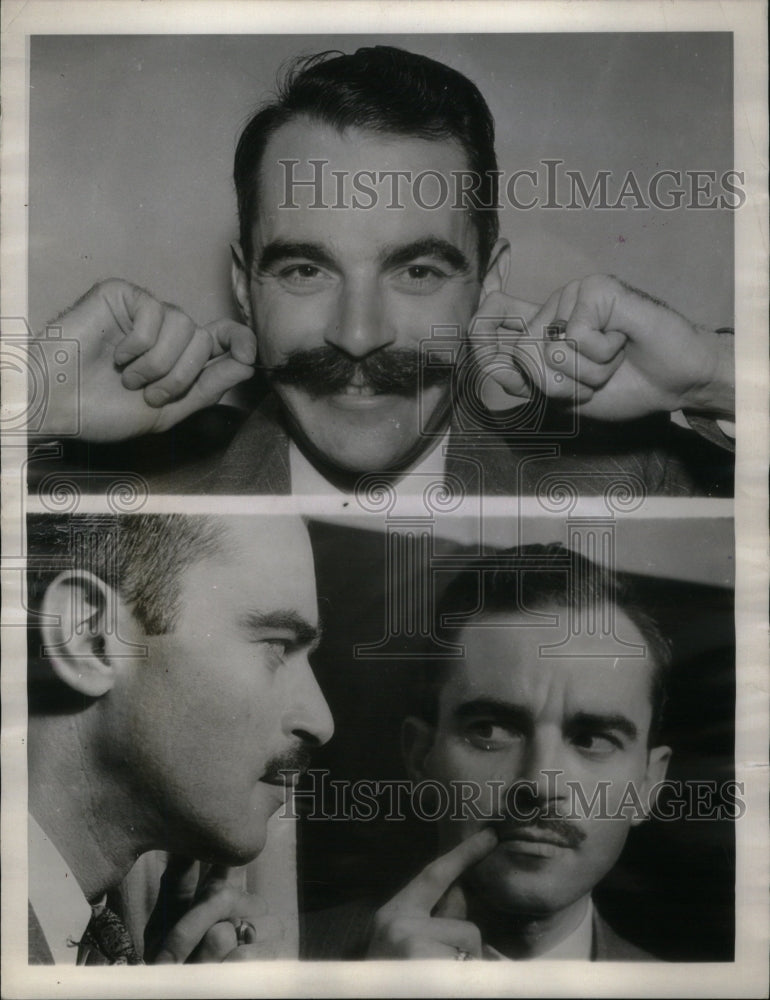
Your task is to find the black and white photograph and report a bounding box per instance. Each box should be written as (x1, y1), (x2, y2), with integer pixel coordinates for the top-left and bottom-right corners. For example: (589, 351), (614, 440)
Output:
(23, 30), (738, 502)
(0, 1), (767, 998)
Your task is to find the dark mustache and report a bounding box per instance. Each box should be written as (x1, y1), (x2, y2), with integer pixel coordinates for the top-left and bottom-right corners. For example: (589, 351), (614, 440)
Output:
(493, 815), (587, 849)
(266, 346), (452, 398)
(261, 745), (313, 784)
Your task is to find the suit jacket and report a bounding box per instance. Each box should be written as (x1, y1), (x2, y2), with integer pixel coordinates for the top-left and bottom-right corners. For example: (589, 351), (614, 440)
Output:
(300, 899), (660, 961)
(29, 388), (732, 497)
(141, 392), (732, 497)
(28, 901), (55, 965)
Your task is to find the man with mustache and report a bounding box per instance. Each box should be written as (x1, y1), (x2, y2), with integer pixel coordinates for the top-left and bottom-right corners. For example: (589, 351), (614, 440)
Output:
(365, 544), (672, 960)
(31, 46), (734, 496)
(26, 513), (333, 963)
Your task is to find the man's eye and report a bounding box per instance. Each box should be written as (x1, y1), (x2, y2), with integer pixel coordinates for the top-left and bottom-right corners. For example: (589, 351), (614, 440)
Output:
(393, 264), (447, 292)
(464, 721), (522, 751)
(262, 639), (288, 664)
(277, 264), (331, 288)
(572, 733), (621, 756)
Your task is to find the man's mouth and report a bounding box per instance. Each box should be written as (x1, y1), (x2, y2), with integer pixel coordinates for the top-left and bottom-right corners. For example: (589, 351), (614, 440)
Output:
(339, 372), (377, 397)
(494, 818), (585, 852)
(498, 827), (576, 850)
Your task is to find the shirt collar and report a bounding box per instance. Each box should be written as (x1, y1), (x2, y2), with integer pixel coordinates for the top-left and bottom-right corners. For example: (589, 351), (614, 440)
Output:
(482, 898), (594, 961)
(289, 430), (450, 501)
(28, 814), (92, 964)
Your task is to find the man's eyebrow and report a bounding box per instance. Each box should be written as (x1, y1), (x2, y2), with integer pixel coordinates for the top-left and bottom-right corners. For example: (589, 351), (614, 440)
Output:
(452, 700), (640, 742)
(237, 609), (321, 650)
(568, 712), (639, 742)
(453, 698), (531, 729)
(380, 238), (472, 273)
(256, 241), (336, 272)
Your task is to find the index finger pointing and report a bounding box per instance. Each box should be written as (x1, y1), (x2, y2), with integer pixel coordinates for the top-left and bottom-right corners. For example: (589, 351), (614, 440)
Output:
(390, 828), (498, 915)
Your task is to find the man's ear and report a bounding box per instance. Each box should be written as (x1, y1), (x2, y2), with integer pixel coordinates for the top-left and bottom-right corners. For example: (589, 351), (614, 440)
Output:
(39, 571), (126, 698)
(480, 237), (510, 298)
(402, 716), (436, 781)
(631, 744), (672, 827)
(230, 240), (254, 327)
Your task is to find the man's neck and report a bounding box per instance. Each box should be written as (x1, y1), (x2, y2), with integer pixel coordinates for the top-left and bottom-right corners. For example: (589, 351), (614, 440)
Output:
(28, 714), (144, 902)
(470, 893), (592, 960)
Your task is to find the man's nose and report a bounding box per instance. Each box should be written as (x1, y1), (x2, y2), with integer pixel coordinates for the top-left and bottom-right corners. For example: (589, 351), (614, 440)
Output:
(324, 277), (395, 358)
(517, 732), (568, 805)
(283, 660), (334, 748)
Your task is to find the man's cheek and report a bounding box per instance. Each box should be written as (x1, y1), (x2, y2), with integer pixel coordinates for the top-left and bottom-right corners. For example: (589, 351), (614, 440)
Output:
(384, 282), (475, 334)
(252, 293), (330, 360)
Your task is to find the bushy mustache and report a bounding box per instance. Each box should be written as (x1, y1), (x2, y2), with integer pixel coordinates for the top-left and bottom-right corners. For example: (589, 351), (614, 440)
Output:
(266, 346), (452, 399)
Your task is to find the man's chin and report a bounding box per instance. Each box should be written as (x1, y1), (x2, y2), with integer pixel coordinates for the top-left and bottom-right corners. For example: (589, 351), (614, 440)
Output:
(279, 387), (450, 477)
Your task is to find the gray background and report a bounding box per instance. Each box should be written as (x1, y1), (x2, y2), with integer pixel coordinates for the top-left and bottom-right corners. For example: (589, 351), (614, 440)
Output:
(29, 33), (734, 334)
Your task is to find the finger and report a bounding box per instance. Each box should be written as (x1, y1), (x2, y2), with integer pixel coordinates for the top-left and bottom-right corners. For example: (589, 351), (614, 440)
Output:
(206, 318), (257, 366)
(143, 327), (218, 407)
(158, 856), (200, 907)
(206, 865), (241, 886)
(411, 917), (482, 956)
(224, 940), (281, 962)
(433, 883), (468, 921)
(121, 307), (198, 389)
(468, 291), (538, 348)
(478, 289), (561, 399)
(388, 828), (497, 914)
(495, 294), (542, 327)
(196, 865), (251, 900)
(546, 340), (626, 390)
(151, 356), (256, 430)
(152, 883), (242, 964)
(372, 915), (482, 959)
(112, 291), (166, 367)
(566, 296), (627, 363)
(192, 920), (238, 963)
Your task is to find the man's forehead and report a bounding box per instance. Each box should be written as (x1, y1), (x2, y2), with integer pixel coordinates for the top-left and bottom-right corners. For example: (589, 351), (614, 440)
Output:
(253, 117), (478, 240)
(442, 611), (656, 716)
(185, 516), (317, 618)
(260, 115), (472, 180)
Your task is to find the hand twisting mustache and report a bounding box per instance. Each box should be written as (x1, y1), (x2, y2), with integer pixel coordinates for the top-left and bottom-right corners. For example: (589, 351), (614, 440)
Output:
(266, 346), (452, 399)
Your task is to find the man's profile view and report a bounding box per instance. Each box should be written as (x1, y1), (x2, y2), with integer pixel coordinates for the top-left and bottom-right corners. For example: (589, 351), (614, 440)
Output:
(26, 513), (333, 964)
(32, 46), (735, 497)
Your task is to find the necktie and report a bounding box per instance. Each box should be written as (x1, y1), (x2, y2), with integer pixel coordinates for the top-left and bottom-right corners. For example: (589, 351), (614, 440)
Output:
(77, 902), (143, 965)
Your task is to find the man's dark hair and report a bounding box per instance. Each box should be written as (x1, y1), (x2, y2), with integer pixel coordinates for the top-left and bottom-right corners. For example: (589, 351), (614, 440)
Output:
(234, 46), (500, 274)
(420, 543), (672, 746)
(27, 514), (227, 713)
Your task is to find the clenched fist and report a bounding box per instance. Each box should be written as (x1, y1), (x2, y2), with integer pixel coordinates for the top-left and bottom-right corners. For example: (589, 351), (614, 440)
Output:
(33, 279), (257, 441)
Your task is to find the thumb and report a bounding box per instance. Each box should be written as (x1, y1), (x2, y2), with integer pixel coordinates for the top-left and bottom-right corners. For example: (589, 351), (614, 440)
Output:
(206, 318), (257, 366)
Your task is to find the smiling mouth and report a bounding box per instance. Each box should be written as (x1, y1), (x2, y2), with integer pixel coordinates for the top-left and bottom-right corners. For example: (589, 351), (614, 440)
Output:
(338, 382), (377, 397)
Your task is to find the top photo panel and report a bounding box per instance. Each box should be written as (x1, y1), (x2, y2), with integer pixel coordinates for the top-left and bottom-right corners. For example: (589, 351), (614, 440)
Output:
(27, 33), (736, 502)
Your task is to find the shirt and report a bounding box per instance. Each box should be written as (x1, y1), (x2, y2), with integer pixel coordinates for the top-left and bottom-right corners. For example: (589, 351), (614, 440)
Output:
(482, 898), (594, 961)
(28, 814), (91, 965)
(289, 430), (450, 501)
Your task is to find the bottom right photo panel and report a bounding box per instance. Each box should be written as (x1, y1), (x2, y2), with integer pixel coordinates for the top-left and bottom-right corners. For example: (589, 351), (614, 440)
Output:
(298, 512), (736, 964)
